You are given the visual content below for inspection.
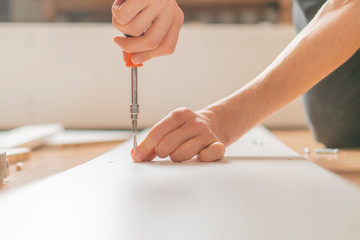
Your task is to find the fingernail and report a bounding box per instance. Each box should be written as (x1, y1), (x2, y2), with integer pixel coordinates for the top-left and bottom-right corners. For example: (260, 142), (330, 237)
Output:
(132, 150), (143, 162)
(132, 55), (142, 64)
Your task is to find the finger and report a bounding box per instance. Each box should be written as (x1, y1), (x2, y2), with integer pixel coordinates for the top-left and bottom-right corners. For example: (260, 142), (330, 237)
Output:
(122, 51), (129, 63)
(113, 35), (137, 63)
(198, 142), (226, 162)
(114, 5), (175, 53)
(132, 108), (194, 162)
(112, 0), (149, 25)
(131, 147), (157, 162)
(112, 16), (125, 33)
(169, 135), (215, 162)
(143, 148), (157, 161)
(128, 10), (183, 63)
(112, 0), (125, 11)
(112, 6), (160, 37)
(155, 122), (199, 158)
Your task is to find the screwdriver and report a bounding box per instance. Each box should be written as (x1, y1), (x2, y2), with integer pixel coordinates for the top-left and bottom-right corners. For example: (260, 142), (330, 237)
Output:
(124, 35), (143, 151)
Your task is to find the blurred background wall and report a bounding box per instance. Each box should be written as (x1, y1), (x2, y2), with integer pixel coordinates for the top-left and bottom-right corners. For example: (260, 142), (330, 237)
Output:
(0, 0), (306, 130)
(3, 0), (292, 24)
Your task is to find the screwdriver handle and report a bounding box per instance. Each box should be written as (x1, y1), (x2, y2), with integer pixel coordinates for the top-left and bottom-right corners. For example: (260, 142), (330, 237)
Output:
(123, 52), (143, 68)
(123, 34), (143, 68)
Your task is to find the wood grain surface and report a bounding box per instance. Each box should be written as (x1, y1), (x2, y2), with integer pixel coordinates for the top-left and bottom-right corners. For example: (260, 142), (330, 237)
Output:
(272, 129), (360, 186)
(0, 141), (122, 191)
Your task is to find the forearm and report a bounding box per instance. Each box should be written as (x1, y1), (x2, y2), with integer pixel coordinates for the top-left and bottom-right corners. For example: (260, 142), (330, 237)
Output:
(206, 0), (360, 146)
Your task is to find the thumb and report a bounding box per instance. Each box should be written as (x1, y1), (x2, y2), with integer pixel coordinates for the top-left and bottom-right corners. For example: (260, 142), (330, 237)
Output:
(130, 52), (153, 64)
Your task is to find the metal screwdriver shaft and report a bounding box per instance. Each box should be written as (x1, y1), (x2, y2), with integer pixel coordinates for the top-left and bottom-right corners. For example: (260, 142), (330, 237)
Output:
(130, 67), (139, 150)
(124, 34), (143, 151)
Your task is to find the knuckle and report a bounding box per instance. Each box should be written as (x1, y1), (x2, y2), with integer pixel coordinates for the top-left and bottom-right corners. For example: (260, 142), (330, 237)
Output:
(168, 45), (176, 55)
(156, 142), (172, 158)
(114, 14), (128, 26)
(117, 18), (126, 26)
(169, 107), (196, 125)
(112, 16), (122, 30)
(162, 43), (176, 56)
(178, 107), (194, 119)
(170, 109), (184, 123)
(111, 5), (119, 19)
(194, 121), (208, 132)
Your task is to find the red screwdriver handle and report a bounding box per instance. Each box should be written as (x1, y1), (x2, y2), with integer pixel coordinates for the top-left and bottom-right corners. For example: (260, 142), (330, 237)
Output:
(123, 34), (143, 67)
(123, 52), (143, 67)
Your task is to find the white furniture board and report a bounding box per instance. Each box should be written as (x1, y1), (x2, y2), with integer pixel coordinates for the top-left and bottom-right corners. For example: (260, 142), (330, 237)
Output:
(138, 125), (300, 159)
(226, 125), (301, 159)
(45, 130), (131, 146)
(1, 126), (360, 240)
(0, 124), (64, 149)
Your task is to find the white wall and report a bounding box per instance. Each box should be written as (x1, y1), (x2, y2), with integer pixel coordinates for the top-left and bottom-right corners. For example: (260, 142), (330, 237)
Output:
(0, 23), (307, 129)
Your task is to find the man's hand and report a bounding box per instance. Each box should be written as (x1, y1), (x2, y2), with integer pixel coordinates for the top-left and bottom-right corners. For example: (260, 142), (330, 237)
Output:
(132, 108), (226, 162)
(112, 0), (184, 65)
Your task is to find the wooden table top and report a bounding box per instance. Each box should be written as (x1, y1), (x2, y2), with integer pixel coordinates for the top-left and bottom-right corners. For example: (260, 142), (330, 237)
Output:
(1, 129), (359, 191)
(0, 142), (122, 191)
(273, 129), (360, 186)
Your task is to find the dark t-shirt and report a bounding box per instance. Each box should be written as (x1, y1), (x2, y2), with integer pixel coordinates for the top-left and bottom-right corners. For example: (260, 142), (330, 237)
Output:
(293, 0), (360, 148)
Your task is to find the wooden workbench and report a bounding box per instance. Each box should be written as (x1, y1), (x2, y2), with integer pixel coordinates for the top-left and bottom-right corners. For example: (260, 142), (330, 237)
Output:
(1, 129), (359, 191)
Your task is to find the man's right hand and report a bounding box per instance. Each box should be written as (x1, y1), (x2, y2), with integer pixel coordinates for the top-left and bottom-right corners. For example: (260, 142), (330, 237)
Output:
(112, 0), (184, 65)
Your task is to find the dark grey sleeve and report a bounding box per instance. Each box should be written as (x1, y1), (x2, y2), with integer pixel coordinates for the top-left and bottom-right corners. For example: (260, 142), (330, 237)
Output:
(293, 0), (360, 148)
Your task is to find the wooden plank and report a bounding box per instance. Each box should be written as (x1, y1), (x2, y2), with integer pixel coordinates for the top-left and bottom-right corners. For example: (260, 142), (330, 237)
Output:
(0, 141), (120, 191)
(0, 148), (32, 164)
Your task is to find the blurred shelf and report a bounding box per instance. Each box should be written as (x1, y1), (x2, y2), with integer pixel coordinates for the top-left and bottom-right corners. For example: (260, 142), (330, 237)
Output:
(179, 0), (292, 23)
(179, 0), (276, 7)
(7, 0), (292, 23)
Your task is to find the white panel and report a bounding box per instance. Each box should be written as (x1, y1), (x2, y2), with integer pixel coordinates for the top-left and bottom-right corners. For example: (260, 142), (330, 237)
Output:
(225, 125), (302, 159)
(0, 126), (359, 240)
